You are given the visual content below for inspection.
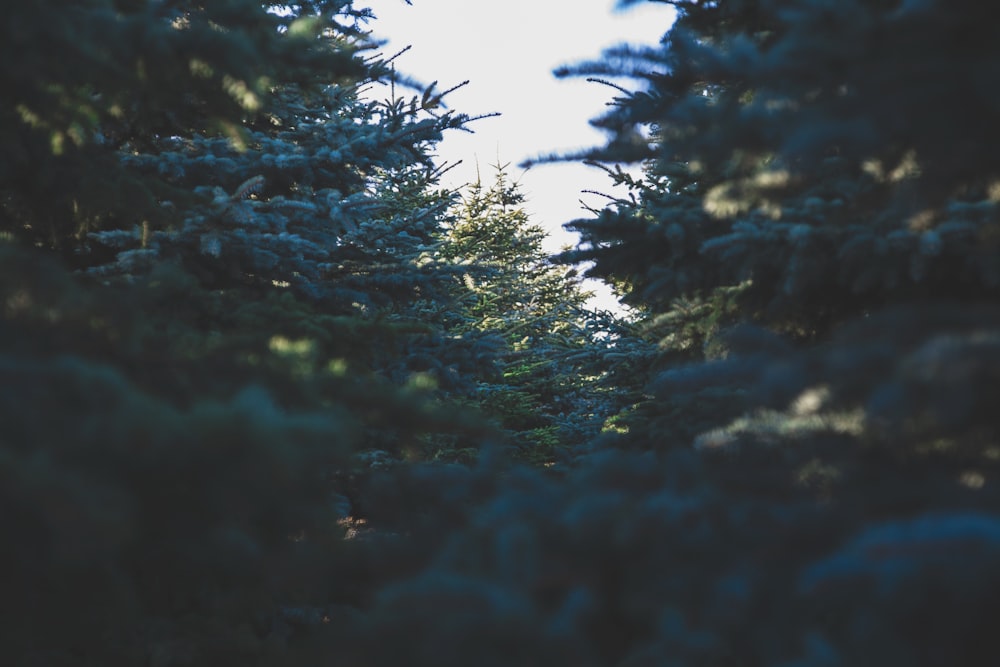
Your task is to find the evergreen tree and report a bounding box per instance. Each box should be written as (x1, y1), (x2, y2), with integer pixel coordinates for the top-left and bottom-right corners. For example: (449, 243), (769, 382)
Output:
(0, 3), (496, 664)
(441, 163), (622, 458)
(542, 0), (1000, 662)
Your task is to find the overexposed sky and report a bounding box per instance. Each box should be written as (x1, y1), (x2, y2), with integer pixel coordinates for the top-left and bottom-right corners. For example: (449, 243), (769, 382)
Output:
(362, 0), (675, 254)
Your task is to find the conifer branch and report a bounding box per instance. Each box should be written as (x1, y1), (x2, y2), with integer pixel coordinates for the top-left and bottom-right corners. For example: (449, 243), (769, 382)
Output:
(231, 175), (265, 201)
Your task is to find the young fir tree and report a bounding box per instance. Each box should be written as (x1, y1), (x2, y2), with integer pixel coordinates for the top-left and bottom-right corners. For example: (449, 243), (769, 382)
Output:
(440, 163), (621, 459)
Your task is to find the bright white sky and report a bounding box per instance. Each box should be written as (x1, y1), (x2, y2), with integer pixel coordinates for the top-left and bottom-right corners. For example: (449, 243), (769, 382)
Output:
(362, 0), (676, 256)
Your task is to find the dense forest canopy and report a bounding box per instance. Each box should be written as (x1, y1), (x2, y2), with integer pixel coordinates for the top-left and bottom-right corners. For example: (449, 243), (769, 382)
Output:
(3, 1), (1000, 665)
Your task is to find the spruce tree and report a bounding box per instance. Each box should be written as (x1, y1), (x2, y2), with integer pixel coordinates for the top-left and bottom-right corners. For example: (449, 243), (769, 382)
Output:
(548, 0), (1000, 662)
(440, 163), (623, 458)
(0, 3), (495, 665)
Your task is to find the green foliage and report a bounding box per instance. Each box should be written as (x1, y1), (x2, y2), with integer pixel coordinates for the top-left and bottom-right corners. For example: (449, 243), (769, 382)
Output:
(439, 164), (626, 459)
(564, 1), (1000, 334)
